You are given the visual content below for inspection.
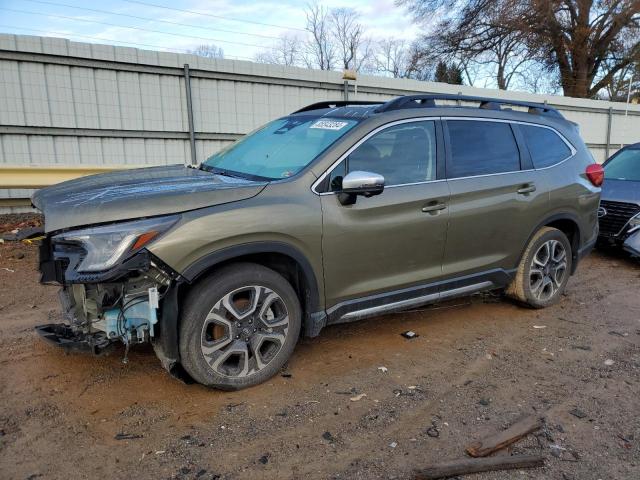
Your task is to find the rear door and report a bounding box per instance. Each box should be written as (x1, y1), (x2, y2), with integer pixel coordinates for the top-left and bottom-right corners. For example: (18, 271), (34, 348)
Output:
(441, 118), (549, 281)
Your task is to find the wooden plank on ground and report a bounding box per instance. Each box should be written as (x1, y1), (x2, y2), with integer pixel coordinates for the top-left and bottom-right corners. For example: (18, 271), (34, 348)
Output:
(415, 454), (545, 479)
(465, 415), (544, 457)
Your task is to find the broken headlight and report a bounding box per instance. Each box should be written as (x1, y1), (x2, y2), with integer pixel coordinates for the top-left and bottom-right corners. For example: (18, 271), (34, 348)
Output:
(52, 215), (179, 272)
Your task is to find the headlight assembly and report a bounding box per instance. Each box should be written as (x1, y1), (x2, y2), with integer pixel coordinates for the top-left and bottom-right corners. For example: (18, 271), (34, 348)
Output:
(53, 215), (179, 273)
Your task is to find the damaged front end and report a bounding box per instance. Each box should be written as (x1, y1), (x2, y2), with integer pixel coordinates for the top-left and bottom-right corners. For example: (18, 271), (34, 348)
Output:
(36, 215), (181, 367)
(623, 228), (640, 258)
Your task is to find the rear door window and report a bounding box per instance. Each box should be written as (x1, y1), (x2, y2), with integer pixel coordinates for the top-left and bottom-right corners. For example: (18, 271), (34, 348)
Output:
(446, 120), (520, 178)
(521, 125), (572, 168)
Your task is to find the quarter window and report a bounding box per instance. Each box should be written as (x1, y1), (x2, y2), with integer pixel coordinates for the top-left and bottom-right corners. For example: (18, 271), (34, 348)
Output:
(329, 121), (437, 190)
(447, 120), (520, 178)
(521, 125), (572, 168)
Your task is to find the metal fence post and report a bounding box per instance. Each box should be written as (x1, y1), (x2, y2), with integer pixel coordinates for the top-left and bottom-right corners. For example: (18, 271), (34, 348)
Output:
(183, 63), (197, 166)
(605, 107), (613, 159)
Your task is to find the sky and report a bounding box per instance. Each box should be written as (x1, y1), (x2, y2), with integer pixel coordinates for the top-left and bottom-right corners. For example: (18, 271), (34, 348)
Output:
(0, 0), (423, 61)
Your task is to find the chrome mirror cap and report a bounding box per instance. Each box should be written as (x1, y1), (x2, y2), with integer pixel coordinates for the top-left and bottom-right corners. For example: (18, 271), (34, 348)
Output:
(338, 171), (385, 205)
(342, 171), (385, 192)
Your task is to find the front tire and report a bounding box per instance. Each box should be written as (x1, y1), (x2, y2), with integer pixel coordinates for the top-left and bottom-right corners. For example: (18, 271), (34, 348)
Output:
(179, 263), (301, 390)
(507, 227), (572, 308)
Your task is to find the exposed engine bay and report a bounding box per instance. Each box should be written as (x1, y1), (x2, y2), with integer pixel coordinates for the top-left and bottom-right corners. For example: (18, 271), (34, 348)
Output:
(35, 223), (179, 365)
(38, 263), (171, 360)
(76, 265), (166, 339)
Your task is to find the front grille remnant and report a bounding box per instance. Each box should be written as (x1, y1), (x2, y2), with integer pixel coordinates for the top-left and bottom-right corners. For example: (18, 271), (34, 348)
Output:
(598, 200), (640, 237)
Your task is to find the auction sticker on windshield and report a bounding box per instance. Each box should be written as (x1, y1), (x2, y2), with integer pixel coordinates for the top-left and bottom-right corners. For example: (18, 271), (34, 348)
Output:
(310, 120), (350, 130)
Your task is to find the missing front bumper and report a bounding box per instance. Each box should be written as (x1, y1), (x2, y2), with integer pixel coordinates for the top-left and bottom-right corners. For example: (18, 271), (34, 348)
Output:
(35, 323), (114, 355)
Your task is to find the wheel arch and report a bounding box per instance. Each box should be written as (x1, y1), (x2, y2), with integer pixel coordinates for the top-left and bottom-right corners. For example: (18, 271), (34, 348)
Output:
(182, 241), (324, 332)
(153, 242), (325, 382)
(522, 213), (582, 274)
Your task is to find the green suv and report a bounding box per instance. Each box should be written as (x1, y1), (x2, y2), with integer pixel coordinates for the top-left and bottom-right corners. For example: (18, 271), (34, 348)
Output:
(33, 94), (602, 390)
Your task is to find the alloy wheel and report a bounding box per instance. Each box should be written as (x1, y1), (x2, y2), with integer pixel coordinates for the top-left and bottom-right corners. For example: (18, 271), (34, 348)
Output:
(200, 285), (289, 378)
(529, 239), (567, 302)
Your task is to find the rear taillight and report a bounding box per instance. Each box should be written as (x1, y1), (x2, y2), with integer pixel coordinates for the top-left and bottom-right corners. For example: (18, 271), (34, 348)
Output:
(585, 163), (604, 187)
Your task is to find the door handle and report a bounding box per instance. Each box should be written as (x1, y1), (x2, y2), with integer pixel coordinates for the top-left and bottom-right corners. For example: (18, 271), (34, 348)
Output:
(517, 184), (536, 195)
(422, 202), (447, 213)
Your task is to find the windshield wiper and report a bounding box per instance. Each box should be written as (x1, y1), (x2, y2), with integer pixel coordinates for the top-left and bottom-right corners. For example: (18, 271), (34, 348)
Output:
(199, 164), (238, 177)
(199, 164), (273, 182)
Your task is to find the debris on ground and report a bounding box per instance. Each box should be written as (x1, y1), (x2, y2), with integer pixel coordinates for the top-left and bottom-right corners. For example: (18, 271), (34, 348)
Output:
(465, 415), (543, 457)
(401, 330), (419, 339)
(377, 366), (388, 373)
(389, 441), (398, 448)
(322, 431), (335, 442)
(114, 432), (143, 440)
(350, 393), (367, 402)
(533, 325), (547, 329)
(569, 408), (587, 419)
(414, 454), (545, 479)
(571, 345), (592, 351)
(604, 359), (615, 366)
(608, 331), (629, 337)
(425, 425), (440, 438)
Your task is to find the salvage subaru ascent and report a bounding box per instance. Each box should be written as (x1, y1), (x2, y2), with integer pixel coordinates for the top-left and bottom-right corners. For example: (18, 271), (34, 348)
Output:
(33, 94), (601, 390)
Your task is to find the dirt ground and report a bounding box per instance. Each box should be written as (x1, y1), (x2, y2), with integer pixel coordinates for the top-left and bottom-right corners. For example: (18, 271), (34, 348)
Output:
(0, 228), (639, 479)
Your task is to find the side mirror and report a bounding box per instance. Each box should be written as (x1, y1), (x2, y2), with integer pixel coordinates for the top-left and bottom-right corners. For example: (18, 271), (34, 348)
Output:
(338, 170), (385, 205)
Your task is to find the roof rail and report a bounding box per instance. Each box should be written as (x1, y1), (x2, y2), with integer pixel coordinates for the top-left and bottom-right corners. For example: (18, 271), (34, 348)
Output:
(376, 94), (563, 118)
(293, 100), (382, 114)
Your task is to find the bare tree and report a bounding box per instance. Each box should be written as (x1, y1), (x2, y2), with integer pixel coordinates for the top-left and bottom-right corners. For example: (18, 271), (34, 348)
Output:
(602, 60), (639, 101)
(412, 1), (533, 90)
(374, 38), (410, 77)
(188, 44), (224, 59)
(254, 34), (303, 66)
(330, 8), (372, 71)
(303, 2), (336, 70)
(404, 42), (437, 80)
(300, 3), (374, 72)
(400, 0), (640, 98)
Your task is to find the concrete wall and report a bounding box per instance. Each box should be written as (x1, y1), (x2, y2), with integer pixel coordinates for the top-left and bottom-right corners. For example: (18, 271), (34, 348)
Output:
(1, 33), (639, 212)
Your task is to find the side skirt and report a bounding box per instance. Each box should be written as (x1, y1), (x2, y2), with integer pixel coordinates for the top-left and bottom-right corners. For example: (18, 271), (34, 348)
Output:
(326, 269), (514, 325)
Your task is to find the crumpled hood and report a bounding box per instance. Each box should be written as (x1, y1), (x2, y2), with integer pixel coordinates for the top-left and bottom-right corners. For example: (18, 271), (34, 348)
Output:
(32, 164), (268, 233)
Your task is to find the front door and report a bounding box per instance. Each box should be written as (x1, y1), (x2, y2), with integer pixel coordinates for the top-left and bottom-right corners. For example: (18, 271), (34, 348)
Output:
(318, 119), (450, 317)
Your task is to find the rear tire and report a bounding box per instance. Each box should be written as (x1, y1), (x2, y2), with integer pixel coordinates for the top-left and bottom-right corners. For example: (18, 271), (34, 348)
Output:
(507, 227), (572, 308)
(179, 263), (301, 390)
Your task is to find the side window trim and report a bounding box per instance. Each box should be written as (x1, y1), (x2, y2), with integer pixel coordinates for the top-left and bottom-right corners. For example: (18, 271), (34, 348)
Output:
(311, 117), (445, 195)
(510, 123), (534, 171)
(435, 119), (446, 180)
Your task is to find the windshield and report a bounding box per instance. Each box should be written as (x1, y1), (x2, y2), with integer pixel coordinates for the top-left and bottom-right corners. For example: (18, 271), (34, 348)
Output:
(605, 148), (640, 181)
(203, 117), (358, 180)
